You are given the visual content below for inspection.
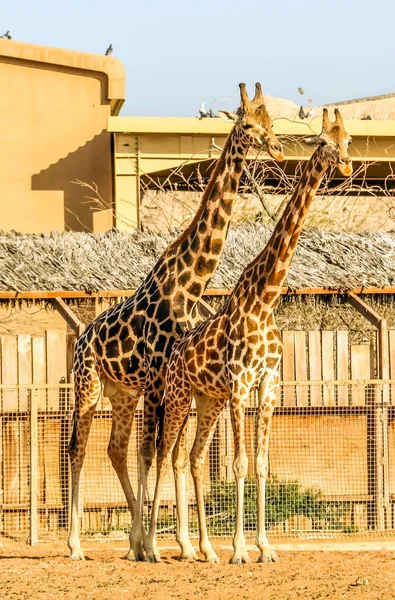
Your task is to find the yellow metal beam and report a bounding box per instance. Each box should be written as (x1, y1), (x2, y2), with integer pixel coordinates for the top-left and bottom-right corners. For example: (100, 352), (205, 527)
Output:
(109, 116), (395, 137)
(110, 115), (395, 230)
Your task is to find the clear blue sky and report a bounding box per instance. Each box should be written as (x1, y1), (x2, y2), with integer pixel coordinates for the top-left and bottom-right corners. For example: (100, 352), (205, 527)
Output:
(2, 0), (395, 116)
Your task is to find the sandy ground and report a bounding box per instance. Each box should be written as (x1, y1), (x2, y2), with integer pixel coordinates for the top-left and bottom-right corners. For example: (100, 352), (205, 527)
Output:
(1, 536), (395, 600)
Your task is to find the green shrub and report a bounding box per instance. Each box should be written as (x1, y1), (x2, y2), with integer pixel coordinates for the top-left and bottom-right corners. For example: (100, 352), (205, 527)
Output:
(203, 476), (352, 534)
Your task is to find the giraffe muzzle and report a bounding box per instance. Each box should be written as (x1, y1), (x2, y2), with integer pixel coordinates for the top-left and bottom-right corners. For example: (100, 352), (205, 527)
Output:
(268, 142), (284, 162)
(338, 158), (353, 177)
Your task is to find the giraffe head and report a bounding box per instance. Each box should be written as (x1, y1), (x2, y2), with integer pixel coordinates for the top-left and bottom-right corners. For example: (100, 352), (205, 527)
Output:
(304, 108), (353, 176)
(218, 82), (284, 162)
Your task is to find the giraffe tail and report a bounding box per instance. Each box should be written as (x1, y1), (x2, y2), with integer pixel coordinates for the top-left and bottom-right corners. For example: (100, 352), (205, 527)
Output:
(68, 410), (77, 454)
(156, 402), (165, 449)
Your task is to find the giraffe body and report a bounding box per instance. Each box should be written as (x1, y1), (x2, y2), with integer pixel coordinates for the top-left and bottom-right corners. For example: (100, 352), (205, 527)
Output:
(67, 83), (284, 561)
(145, 109), (353, 564)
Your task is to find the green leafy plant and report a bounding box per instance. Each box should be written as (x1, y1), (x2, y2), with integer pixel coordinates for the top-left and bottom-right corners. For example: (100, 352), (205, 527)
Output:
(204, 476), (352, 535)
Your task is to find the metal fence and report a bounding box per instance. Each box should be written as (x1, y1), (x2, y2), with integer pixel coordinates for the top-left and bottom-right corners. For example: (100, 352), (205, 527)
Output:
(1, 381), (395, 544)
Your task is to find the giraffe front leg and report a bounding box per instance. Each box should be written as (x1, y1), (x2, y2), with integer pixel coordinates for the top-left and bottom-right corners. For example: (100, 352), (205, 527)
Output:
(107, 391), (142, 562)
(68, 380), (101, 560)
(144, 384), (193, 563)
(143, 444), (169, 563)
(68, 464), (85, 561)
(255, 370), (280, 563)
(229, 392), (250, 564)
(131, 388), (162, 562)
(173, 418), (198, 561)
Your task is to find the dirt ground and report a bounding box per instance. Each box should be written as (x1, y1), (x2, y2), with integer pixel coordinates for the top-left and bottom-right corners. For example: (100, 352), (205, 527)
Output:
(1, 537), (395, 600)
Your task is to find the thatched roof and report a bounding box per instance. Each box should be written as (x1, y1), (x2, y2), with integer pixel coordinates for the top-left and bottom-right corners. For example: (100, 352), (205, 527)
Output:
(1, 225), (395, 293)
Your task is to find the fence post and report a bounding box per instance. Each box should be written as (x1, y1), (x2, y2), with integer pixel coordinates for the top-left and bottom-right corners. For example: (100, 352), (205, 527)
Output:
(346, 293), (391, 531)
(29, 388), (38, 545)
(371, 322), (390, 531)
(378, 321), (391, 528)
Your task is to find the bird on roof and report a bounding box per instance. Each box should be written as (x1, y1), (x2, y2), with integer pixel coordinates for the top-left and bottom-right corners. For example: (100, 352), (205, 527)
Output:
(198, 102), (207, 119)
(298, 106), (308, 120)
(105, 44), (113, 56)
(297, 87), (304, 95)
(0, 31), (11, 39)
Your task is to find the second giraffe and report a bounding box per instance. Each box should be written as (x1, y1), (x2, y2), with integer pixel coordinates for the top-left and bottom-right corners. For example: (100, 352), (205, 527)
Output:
(144, 109), (353, 564)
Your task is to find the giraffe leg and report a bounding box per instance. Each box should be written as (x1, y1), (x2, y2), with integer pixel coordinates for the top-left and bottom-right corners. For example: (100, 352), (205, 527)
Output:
(144, 384), (193, 563)
(172, 416), (197, 561)
(106, 391), (142, 562)
(190, 394), (224, 563)
(68, 372), (101, 560)
(229, 391), (250, 564)
(132, 387), (164, 561)
(255, 367), (280, 563)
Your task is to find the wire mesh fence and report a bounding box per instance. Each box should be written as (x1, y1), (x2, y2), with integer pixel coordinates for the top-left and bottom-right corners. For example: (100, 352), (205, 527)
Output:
(0, 381), (394, 543)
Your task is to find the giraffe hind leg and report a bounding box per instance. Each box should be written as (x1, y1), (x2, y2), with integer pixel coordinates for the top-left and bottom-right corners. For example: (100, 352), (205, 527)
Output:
(190, 394), (225, 563)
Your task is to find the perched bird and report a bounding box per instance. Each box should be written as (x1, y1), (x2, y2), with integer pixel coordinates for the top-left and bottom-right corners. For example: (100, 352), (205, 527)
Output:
(198, 102), (207, 119)
(105, 44), (113, 56)
(297, 87), (304, 95)
(305, 107), (315, 119)
(0, 31), (11, 39)
(298, 106), (307, 120)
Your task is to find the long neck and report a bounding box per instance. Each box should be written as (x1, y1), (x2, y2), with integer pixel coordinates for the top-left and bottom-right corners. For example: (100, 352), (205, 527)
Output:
(233, 147), (333, 314)
(154, 127), (249, 294)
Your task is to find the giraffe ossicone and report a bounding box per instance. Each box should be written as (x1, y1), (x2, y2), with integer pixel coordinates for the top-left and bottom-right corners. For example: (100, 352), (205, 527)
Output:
(144, 108), (353, 564)
(67, 83), (284, 561)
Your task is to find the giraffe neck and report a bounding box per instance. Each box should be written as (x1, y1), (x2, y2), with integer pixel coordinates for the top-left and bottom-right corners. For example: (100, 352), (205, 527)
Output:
(233, 146), (335, 316)
(153, 127), (250, 300)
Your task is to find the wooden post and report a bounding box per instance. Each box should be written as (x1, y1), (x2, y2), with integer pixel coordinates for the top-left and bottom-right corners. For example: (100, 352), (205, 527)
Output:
(52, 299), (85, 336)
(378, 320), (391, 528)
(282, 331), (295, 406)
(346, 293), (390, 530)
(308, 330), (322, 406)
(29, 388), (38, 545)
(322, 331), (335, 406)
(336, 331), (349, 406)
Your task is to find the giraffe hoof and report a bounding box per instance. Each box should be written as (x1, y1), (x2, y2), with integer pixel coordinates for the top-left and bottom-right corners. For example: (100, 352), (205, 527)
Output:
(145, 553), (161, 563)
(229, 553), (251, 565)
(206, 555), (220, 564)
(178, 551), (198, 561)
(258, 550), (279, 563)
(124, 549), (145, 562)
(70, 551), (86, 561)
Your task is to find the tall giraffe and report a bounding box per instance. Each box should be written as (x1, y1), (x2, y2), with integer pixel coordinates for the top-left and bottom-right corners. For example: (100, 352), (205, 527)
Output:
(145, 109), (353, 564)
(67, 83), (284, 561)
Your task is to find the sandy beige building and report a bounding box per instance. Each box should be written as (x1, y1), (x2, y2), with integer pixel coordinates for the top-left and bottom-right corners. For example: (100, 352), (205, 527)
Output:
(3, 38), (395, 235)
(0, 39), (124, 233)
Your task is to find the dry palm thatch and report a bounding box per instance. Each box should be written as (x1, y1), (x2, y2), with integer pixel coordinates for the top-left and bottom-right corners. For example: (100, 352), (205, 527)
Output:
(0, 224), (395, 293)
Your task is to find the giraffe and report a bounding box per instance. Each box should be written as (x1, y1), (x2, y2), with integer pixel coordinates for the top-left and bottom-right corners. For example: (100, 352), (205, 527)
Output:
(144, 108), (353, 564)
(67, 82), (284, 561)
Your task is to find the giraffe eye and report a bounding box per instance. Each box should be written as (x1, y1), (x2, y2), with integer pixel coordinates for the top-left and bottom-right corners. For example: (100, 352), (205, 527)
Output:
(348, 138), (353, 146)
(243, 123), (253, 130)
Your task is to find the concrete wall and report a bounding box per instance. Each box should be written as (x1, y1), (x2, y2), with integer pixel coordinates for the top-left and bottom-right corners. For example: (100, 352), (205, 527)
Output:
(0, 40), (125, 233)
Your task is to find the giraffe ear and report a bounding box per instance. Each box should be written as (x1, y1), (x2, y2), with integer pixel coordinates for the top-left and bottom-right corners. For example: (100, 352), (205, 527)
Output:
(217, 110), (239, 123)
(303, 135), (325, 147)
